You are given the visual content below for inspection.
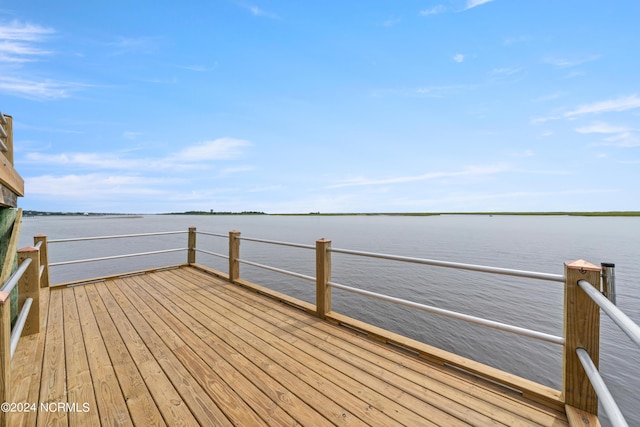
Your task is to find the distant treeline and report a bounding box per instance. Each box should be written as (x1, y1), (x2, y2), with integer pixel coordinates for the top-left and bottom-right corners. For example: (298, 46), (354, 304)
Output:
(23, 210), (125, 217)
(165, 211), (266, 215)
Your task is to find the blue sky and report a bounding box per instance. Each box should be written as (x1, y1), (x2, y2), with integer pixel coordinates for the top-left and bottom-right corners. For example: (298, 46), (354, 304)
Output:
(2, 0), (639, 213)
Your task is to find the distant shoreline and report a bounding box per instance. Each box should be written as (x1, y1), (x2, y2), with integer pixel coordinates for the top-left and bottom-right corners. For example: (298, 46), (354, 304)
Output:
(21, 210), (640, 217)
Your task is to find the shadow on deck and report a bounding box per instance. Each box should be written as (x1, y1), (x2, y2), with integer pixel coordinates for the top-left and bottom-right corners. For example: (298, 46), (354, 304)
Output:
(11, 266), (570, 426)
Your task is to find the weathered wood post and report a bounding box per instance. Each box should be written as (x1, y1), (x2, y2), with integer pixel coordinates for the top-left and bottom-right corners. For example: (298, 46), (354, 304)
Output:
(34, 234), (49, 288)
(0, 289), (10, 427)
(188, 227), (196, 264)
(563, 259), (601, 414)
(229, 230), (241, 282)
(17, 247), (40, 335)
(316, 238), (332, 319)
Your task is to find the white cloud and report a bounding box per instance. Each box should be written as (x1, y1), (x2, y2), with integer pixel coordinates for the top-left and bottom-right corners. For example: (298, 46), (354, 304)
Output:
(25, 138), (252, 171)
(241, 4), (280, 19)
(0, 20), (54, 63)
(107, 36), (161, 56)
(327, 164), (508, 188)
(513, 149), (534, 157)
(0, 76), (87, 100)
(123, 131), (143, 140)
(383, 17), (401, 27)
(464, 0), (495, 11)
(26, 174), (165, 198)
(533, 95), (640, 123)
(575, 122), (632, 134)
(420, 5), (446, 15)
(174, 138), (251, 161)
(542, 55), (601, 68)
(453, 53), (465, 63)
(565, 95), (640, 118)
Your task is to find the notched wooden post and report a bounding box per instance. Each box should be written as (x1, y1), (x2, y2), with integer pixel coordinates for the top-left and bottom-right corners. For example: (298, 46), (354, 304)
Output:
(316, 238), (332, 319)
(563, 259), (601, 415)
(188, 227), (197, 265)
(17, 247), (40, 336)
(229, 230), (241, 282)
(34, 234), (49, 288)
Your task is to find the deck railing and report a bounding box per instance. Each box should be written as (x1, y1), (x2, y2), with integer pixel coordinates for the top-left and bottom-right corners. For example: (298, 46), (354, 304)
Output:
(0, 245), (43, 426)
(9, 226), (639, 426)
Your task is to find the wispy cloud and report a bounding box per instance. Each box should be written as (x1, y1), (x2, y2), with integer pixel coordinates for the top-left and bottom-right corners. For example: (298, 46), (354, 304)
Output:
(107, 36), (161, 55)
(25, 137), (252, 171)
(419, 5), (446, 16)
(174, 138), (251, 162)
(177, 63), (218, 72)
(533, 95), (640, 123)
(327, 164), (508, 189)
(383, 17), (401, 27)
(566, 95), (640, 118)
(575, 121), (640, 148)
(453, 53), (465, 63)
(0, 20), (54, 63)
(0, 76), (88, 100)
(26, 174), (166, 198)
(542, 54), (601, 68)
(239, 4), (280, 19)
(575, 122), (632, 134)
(464, 0), (495, 11)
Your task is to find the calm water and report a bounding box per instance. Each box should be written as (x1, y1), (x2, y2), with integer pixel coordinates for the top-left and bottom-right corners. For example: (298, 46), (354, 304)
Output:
(19, 214), (640, 426)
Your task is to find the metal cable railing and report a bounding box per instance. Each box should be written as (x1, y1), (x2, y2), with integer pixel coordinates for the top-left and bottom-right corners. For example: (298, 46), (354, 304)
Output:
(578, 279), (640, 349)
(237, 258), (315, 283)
(0, 257), (35, 360)
(48, 230), (186, 243)
(328, 247), (565, 282)
(49, 248), (188, 267)
(328, 280), (565, 345)
(576, 348), (629, 427)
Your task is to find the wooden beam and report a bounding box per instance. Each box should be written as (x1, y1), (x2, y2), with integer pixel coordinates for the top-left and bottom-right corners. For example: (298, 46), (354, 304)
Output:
(0, 114), (23, 202)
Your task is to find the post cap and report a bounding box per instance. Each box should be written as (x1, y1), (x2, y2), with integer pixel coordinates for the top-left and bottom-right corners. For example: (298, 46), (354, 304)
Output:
(565, 259), (600, 271)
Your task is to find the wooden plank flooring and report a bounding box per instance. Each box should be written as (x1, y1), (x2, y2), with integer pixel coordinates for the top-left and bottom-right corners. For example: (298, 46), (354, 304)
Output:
(9, 266), (570, 426)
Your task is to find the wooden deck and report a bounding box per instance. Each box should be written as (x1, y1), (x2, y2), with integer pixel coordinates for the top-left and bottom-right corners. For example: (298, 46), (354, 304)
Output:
(10, 266), (570, 426)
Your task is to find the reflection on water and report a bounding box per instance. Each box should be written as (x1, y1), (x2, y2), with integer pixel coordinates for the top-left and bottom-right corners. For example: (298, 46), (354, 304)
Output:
(18, 214), (640, 426)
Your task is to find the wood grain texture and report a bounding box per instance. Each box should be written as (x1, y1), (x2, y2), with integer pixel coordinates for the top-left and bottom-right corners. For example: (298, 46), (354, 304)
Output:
(7, 266), (579, 426)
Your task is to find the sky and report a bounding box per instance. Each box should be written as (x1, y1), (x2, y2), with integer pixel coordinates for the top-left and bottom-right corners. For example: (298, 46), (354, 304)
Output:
(1, 0), (639, 214)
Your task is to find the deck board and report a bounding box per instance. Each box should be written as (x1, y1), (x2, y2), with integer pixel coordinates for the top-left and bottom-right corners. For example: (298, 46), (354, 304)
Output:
(10, 266), (570, 426)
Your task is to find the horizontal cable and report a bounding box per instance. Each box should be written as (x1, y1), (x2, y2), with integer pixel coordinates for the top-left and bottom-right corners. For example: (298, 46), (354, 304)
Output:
(49, 230), (187, 243)
(195, 248), (228, 259)
(34, 240), (43, 249)
(328, 280), (565, 345)
(196, 231), (228, 238)
(0, 112), (6, 124)
(237, 258), (316, 282)
(329, 247), (565, 283)
(39, 265), (45, 279)
(578, 280), (640, 350)
(238, 236), (315, 250)
(0, 122), (6, 138)
(49, 248), (187, 267)
(0, 140), (7, 153)
(576, 348), (628, 427)
(1, 258), (32, 294)
(11, 298), (33, 359)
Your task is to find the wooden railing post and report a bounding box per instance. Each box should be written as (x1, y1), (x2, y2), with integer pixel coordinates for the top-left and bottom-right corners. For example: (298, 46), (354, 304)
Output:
(229, 230), (241, 282)
(34, 234), (49, 288)
(17, 247), (40, 335)
(0, 291), (10, 427)
(563, 259), (601, 414)
(188, 227), (196, 264)
(316, 238), (332, 319)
